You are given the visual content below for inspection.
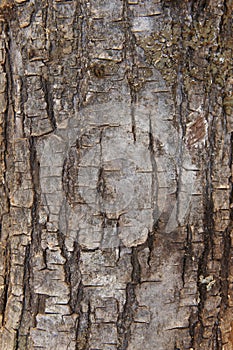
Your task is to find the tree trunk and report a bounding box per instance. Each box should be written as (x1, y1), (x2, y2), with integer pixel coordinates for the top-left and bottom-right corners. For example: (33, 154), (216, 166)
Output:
(0, 0), (232, 349)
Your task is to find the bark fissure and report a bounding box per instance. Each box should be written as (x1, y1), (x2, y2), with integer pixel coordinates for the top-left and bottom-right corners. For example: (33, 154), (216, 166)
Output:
(122, 0), (139, 143)
(14, 243), (31, 350)
(14, 136), (41, 349)
(0, 241), (11, 327)
(182, 224), (193, 287)
(40, 77), (57, 132)
(2, 21), (12, 214)
(76, 301), (91, 350)
(117, 247), (140, 350)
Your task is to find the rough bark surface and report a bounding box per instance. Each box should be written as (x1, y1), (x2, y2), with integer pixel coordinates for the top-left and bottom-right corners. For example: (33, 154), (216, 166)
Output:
(0, 0), (232, 349)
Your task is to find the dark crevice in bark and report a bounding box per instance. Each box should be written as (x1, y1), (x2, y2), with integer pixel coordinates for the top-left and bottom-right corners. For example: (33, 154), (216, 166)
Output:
(173, 38), (186, 227)
(117, 283), (137, 350)
(0, 241), (11, 327)
(192, 111), (215, 347)
(75, 300), (91, 350)
(75, 0), (90, 109)
(211, 321), (222, 350)
(146, 116), (159, 265)
(215, 131), (233, 348)
(188, 0), (210, 23)
(0, 19), (14, 337)
(36, 294), (47, 314)
(192, 190), (213, 345)
(230, 132), (233, 221)
(57, 229), (73, 306)
(219, 0), (228, 36)
(131, 247), (141, 285)
(62, 148), (76, 206)
(57, 230), (85, 348)
(220, 228), (231, 308)
(189, 310), (198, 350)
(18, 75), (27, 139)
(15, 137), (41, 350)
(96, 166), (105, 199)
(75, 280), (84, 314)
(2, 21), (12, 214)
(130, 102), (136, 143)
(29, 136), (41, 249)
(182, 224), (193, 287)
(148, 115), (159, 228)
(57, 232), (82, 314)
(15, 243), (31, 350)
(41, 247), (48, 270)
(122, 0), (139, 143)
(24, 1), (38, 26)
(40, 77), (57, 131)
(117, 247), (140, 350)
(81, 247), (99, 253)
(146, 229), (156, 267)
(174, 344), (181, 350)
(41, 0), (49, 55)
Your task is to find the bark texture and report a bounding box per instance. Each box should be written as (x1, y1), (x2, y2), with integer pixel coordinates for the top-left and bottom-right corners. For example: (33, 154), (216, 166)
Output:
(0, 0), (232, 349)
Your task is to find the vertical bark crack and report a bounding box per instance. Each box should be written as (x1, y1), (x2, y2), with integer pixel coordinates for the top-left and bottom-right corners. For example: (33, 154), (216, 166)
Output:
(182, 224), (193, 287)
(75, 300), (91, 350)
(117, 247), (141, 350)
(0, 241), (11, 327)
(41, 77), (57, 131)
(15, 137), (41, 349)
(122, 0), (139, 143)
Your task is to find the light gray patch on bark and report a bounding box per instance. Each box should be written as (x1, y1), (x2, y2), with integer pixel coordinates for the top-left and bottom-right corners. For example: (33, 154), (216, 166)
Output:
(37, 65), (196, 250)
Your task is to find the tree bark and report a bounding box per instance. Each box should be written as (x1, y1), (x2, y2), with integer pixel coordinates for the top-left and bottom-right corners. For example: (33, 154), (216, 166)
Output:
(0, 0), (232, 349)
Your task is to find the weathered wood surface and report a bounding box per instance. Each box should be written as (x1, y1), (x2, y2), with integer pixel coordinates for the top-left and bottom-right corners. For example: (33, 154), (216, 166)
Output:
(0, 0), (232, 349)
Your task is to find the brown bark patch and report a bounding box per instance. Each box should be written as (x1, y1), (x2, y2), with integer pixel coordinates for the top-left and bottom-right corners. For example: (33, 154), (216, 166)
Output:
(229, 322), (233, 348)
(185, 115), (207, 148)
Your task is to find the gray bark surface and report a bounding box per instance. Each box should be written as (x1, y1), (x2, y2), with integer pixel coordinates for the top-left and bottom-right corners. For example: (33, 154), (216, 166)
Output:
(0, 0), (232, 349)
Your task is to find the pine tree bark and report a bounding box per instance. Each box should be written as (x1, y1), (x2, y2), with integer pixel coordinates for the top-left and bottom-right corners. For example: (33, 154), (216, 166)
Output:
(0, 0), (232, 349)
